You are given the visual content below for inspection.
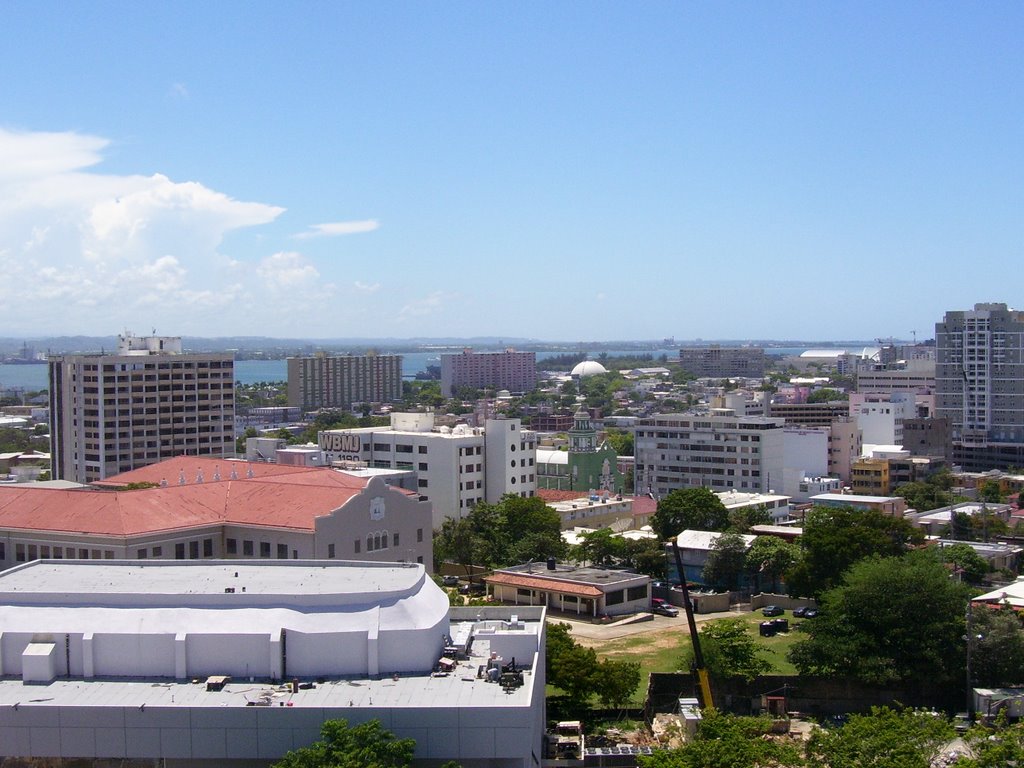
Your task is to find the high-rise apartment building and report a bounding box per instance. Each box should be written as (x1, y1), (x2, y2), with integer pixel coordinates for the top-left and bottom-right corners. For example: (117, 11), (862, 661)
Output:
(678, 346), (766, 378)
(287, 353), (402, 411)
(936, 303), (1024, 471)
(440, 349), (537, 397)
(49, 333), (234, 483)
(634, 410), (785, 498)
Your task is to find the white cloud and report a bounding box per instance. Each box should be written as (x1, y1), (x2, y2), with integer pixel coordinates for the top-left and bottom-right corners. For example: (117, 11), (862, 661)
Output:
(354, 280), (381, 294)
(596, 291), (607, 301)
(398, 291), (453, 322)
(0, 128), (106, 180)
(170, 82), (189, 99)
(257, 251), (320, 289)
(0, 127), (290, 334)
(293, 219), (379, 239)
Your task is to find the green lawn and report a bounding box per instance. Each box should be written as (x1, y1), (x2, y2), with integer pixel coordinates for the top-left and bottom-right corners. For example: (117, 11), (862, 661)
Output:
(575, 609), (807, 697)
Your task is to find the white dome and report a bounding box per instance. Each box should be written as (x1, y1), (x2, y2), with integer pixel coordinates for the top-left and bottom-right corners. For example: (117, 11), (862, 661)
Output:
(571, 360), (608, 377)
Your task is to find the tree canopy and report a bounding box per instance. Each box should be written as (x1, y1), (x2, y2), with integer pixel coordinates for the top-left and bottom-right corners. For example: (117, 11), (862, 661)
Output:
(970, 606), (1024, 688)
(681, 618), (771, 682)
(651, 488), (729, 539)
(637, 711), (803, 768)
(788, 550), (969, 686)
(785, 505), (923, 598)
(746, 535), (800, 594)
(273, 718), (417, 768)
(806, 388), (848, 403)
(805, 706), (953, 768)
(701, 533), (749, 591)
(546, 622), (641, 711)
(434, 495), (566, 574)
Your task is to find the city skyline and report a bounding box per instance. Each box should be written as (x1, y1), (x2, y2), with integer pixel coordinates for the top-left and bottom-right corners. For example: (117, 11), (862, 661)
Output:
(1, 4), (1021, 340)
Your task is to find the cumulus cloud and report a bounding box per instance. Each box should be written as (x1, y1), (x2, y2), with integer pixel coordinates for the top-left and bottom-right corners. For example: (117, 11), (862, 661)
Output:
(257, 251), (320, 289)
(0, 127), (288, 333)
(354, 280), (381, 294)
(398, 291), (453, 322)
(293, 219), (379, 239)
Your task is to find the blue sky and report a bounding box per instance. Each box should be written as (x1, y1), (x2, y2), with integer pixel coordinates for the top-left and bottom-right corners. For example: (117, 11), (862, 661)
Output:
(0, 2), (1021, 341)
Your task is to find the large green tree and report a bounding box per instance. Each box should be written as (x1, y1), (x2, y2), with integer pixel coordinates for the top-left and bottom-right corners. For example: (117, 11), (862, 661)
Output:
(701, 533), (749, 591)
(785, 505), (923, 598)
(652, 488), (729, 537)
(681, 618), (771, 682)
(805, 706), (953, 768)
(273, 719), (417, 768)
(971, 607), (1024, 688)
(746, 536), (800, 594)
(546, 622), (640, 709)
(434, 495), (565, 574)
(941, 542), (989, 584)
(789, 550), (969, 686)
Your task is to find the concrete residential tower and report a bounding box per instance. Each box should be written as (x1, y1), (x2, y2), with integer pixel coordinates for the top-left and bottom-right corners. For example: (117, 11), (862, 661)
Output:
(936, 303), (1024, 471)
(287, 353), (403, 411)
(49, 333), (234, 483)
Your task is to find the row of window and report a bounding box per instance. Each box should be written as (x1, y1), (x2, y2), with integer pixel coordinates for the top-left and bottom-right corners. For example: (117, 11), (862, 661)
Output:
(13, 543), (116, 562)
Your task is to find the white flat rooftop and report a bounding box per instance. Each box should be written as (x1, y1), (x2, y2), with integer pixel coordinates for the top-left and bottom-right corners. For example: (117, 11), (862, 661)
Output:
(0, 560), (418, 599)
(0, 622), (539, 710)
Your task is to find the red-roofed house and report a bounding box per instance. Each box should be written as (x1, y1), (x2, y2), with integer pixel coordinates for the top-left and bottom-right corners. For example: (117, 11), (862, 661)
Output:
(0, 458), (433, 570)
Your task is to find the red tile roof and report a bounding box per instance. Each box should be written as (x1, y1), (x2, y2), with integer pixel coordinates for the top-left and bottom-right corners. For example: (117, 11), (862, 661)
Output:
(484, 572), (603, 598)
(0, 457), (374, 537)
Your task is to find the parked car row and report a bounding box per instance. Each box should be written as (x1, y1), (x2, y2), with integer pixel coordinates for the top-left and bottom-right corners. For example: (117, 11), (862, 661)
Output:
(762, 604), (818, 618)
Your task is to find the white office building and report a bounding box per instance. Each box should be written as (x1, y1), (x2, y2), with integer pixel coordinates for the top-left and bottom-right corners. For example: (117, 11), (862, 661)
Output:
(319, 412), (537, 527)
(849, 392), (915, 447)
(634, 410), (785, 498)
(0, 560), (546, 766)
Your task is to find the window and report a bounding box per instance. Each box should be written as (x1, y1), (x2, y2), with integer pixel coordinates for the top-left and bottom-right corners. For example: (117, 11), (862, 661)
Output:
(627, 585), (648, 601)
(152, 546), (162, 557)
(15, 544), (25, 562)
(137, 549), (148, 559)
(418, 478), (428, 488)
(260, 542), (271, 558)
(226, 538), (237, 555)
(189, 541), (199, 559)
(517, 588), (532, 597)
(203, 538), (213, 557)
(606, 589), (625, 606)
(104, 550), (114, 559)
(417, 528), (423, 543)
(175, 543), (185, 559)
(418, 462), (428, 471)
(418, 446), (428, 454)
(366, 535), (374, 552)
(416, 556), (423, 564)
(393, 532), (399, 547)
(40, 546), (50, 559)
(328, 543), (335, 559)
(243, 540), (254, 556)
(354, 539), (361, 554)
(28, 545), (37, 560)
(277, 543), (288, 559)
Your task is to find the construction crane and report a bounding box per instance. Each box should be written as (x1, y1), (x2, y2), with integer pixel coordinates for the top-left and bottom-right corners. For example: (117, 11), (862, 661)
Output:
(670, 540), (714, 709)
